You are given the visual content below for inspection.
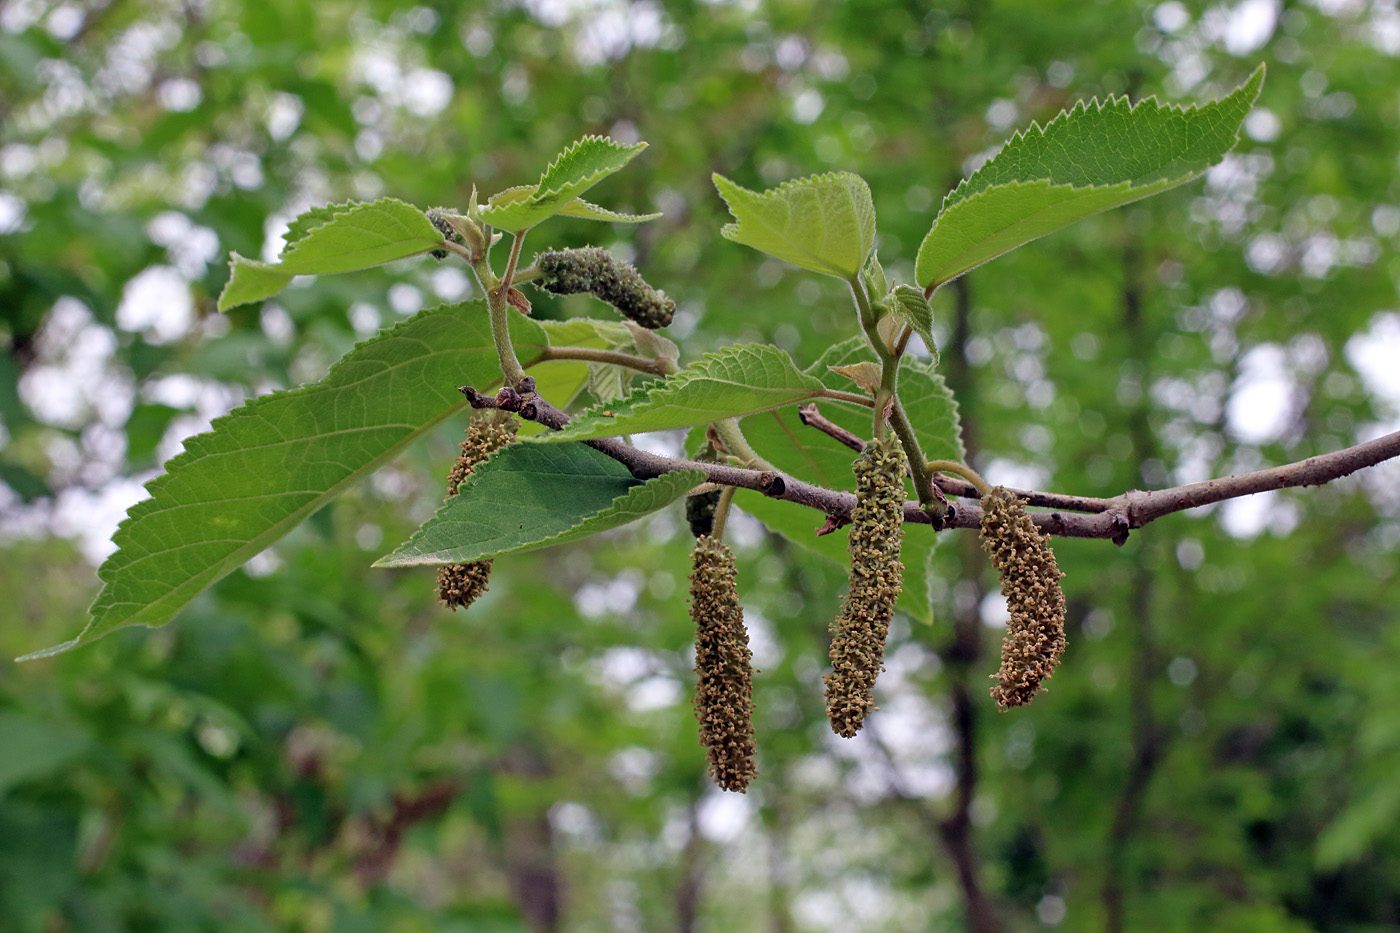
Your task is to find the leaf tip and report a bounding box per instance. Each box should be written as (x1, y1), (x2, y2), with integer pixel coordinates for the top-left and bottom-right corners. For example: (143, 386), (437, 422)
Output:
(15, 637), (81, 662)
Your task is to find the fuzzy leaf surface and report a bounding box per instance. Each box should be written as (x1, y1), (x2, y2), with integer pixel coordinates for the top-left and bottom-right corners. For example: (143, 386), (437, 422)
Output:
(916, 65), (1263, 288)
(219, 198), (444, 310)
(376, 443), (704, 565)
(713, 172), (875, 278)
(21, 304), (549, 659)
(887, 284), (937, 356)
(479, 137), (648, 233)
(533, 345), (827, 442)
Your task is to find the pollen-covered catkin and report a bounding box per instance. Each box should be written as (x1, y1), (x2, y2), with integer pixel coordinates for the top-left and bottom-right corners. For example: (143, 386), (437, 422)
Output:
(690, 535), (758, 792)
(824, 435), (906, 737)
(436, 416), (517, 611)
(979, 487), (1067, 710)
(532, 247), (675, 329)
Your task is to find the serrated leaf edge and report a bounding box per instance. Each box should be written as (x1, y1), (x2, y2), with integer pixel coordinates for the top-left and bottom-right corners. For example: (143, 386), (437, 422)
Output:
(942, 64), (1264, 213)
(374, 464), (706, 566)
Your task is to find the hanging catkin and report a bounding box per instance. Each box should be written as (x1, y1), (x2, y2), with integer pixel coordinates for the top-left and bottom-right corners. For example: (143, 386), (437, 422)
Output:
(532, 247), (675, 329)
(978, 486), (1067, 710)
(436, 416), (517, 610)
(824, 435), (906, 737)
(690, 535), (758, 792)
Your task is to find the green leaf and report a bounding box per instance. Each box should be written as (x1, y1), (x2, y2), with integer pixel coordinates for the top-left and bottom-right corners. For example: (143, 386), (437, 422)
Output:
(217, 255), (294, 312)
(478, 136), (649, 233)
(534, 344), (827, 442)
(558, 199), (663, 224)
(732, 336), (962, 623)
(218, 198), (445, 310)
(375, 443), (704, 566)
(528, 318), (632, 411)
(887, 284), (936, 357)
(20, 304), (550, 660)
(281, 201), (354, 249)
(713, 171), (876, 278)
(916, 65), (1264, 288)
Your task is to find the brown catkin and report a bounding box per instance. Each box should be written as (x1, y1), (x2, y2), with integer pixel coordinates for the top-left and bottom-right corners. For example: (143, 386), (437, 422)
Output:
(979, 486), (1067, 710)
(824, 435), (906, 737)
(690, 535), (758, 792)
(436, 416), (517, 610)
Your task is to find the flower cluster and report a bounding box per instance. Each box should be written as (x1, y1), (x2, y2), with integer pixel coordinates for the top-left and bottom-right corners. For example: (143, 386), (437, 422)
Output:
(690, 535), (758, 792)
(979, 487), (1067, 710)
(824, 435), (906, 737)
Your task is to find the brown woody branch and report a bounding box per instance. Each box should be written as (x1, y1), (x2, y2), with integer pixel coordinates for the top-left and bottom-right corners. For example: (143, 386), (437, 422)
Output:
(463, 380), (1400, 543)
(798, 403), (1114, 514)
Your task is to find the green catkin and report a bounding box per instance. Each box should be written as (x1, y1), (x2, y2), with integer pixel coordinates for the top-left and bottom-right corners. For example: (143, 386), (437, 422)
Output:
(690, 535), (758, 792)
(978, 487), (1068, 710)
(426, 207), (462, 261)
(436, 417), (518, 610)
(824, 435), (906, 737)
(531, 247), (675, 329)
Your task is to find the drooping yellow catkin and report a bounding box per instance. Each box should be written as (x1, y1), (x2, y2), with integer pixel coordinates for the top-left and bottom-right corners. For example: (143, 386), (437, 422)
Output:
(690, 535), (758, 792)
(824, 435), (906, 737)
(979, 487), (1067, 710)
(436, 416), (517, 611)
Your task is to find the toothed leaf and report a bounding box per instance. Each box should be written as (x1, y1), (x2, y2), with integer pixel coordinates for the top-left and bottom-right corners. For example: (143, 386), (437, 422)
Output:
(558, 199), (663, 224)
(713, 171), (875, 279)
(218, 198), (445, 310)
(19, 304), (550, 660)
(479, 136), (649, 233)
(375, 443), (704, 566)
(916, 65), (1264, 288)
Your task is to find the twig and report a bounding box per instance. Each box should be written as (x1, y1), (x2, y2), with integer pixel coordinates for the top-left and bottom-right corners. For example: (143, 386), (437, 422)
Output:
(466, 381), (1400, 542)
(534, 345), (675, 377)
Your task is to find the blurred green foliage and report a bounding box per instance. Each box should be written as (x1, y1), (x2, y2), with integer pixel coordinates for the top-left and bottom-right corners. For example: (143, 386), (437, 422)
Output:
(2, 0), (1399, 930)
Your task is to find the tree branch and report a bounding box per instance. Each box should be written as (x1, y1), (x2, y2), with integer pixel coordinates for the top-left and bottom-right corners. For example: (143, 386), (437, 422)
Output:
(464, 381), (1400, 542)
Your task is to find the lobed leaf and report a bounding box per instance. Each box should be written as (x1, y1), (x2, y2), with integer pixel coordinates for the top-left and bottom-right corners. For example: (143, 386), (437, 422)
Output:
(21, 303), (550, 660)
(533, 344), (827, 442)
(218, 198), (445, 310)
(713, 171), (875, 279)
(375, 443), (705, 566)
(916, 65), (1264, 288)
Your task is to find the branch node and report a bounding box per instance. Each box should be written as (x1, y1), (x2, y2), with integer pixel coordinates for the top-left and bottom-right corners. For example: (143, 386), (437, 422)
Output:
(758, 472), (786, 497)
(459, 386), (495, 409)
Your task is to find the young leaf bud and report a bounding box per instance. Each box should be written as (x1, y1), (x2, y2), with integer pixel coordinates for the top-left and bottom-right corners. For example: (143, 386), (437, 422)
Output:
(978, 487), (1067, 710)
(824, 435), (906, 737)
(532, 247), (675, 329)
(436, 416), (518, 610)
(427, 207), (462, 261)
(690, 535), (758, 792)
